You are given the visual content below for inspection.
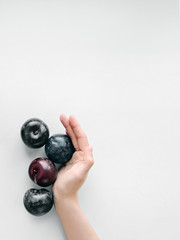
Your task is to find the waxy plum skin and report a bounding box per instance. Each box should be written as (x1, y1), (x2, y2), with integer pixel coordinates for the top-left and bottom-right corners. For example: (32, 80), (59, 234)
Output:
(28, 158), (57, 187)
(21, 118), (49, 148)
(23, 188), (53, 216)
(45, 134), (75, 164)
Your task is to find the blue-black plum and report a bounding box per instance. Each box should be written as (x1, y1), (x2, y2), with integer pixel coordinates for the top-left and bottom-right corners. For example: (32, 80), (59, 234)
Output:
(28, 158), (57, 187)
(45, 134), (75, 164)
(23, 188), (53, 216)
(21, 118), (49, 148)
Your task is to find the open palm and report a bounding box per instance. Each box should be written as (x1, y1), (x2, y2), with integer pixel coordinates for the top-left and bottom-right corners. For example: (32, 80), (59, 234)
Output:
(53, 114), (94, 200)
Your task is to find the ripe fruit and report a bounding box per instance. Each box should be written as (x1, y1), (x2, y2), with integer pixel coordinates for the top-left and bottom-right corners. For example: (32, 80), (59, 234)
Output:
(21, 118), (49, 148)
(45, 134), (75, 164)
(23, 188), (53, 216)
(28, 158), (57, 187)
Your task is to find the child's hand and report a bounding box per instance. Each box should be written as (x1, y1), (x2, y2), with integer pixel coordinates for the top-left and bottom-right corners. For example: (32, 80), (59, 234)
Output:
(53, 114), (94, 201)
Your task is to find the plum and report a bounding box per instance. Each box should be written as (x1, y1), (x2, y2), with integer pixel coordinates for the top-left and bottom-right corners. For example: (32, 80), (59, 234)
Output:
(21, 118), (49, 148)
(45, 134), (75, 164)
(29, 158), (57, 187)
(23, 188), (53, 216)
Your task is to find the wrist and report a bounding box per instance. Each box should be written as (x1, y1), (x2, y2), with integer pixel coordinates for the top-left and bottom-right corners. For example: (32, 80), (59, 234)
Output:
(54, 192), (79, 207)
(54, 193), (80, 219)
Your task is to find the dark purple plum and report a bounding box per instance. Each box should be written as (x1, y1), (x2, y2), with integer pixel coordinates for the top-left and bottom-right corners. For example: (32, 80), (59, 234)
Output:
(29, 158), (57, 187)
(21, 118), (49, 148)
(45, 134), (75, 164)
(23, 188), (53, 216)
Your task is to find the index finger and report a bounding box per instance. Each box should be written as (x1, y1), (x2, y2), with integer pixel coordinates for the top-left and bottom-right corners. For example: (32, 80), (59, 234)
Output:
(69, 115), (89, 151)
(60, 114), (79, 150)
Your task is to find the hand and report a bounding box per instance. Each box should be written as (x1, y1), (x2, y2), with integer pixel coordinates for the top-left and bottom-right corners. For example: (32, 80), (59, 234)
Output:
(53, 114), (94, 202)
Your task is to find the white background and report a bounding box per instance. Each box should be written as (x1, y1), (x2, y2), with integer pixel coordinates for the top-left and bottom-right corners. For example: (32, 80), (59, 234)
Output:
(0, 1), (180, 239)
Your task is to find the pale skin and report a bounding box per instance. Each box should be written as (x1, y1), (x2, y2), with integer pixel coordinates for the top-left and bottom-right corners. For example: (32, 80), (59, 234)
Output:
(53, 114), (100, 240)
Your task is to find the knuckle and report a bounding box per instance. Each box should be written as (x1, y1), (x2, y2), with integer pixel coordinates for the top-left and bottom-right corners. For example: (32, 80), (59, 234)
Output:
(81, 133), (87, 139)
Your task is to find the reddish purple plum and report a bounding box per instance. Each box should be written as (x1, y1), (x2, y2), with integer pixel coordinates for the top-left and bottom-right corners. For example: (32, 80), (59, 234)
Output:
(29, 158), (57, 187)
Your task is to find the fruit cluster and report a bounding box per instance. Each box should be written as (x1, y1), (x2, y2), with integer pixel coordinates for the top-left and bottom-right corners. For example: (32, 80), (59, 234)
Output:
(21, 118), (75, 216)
